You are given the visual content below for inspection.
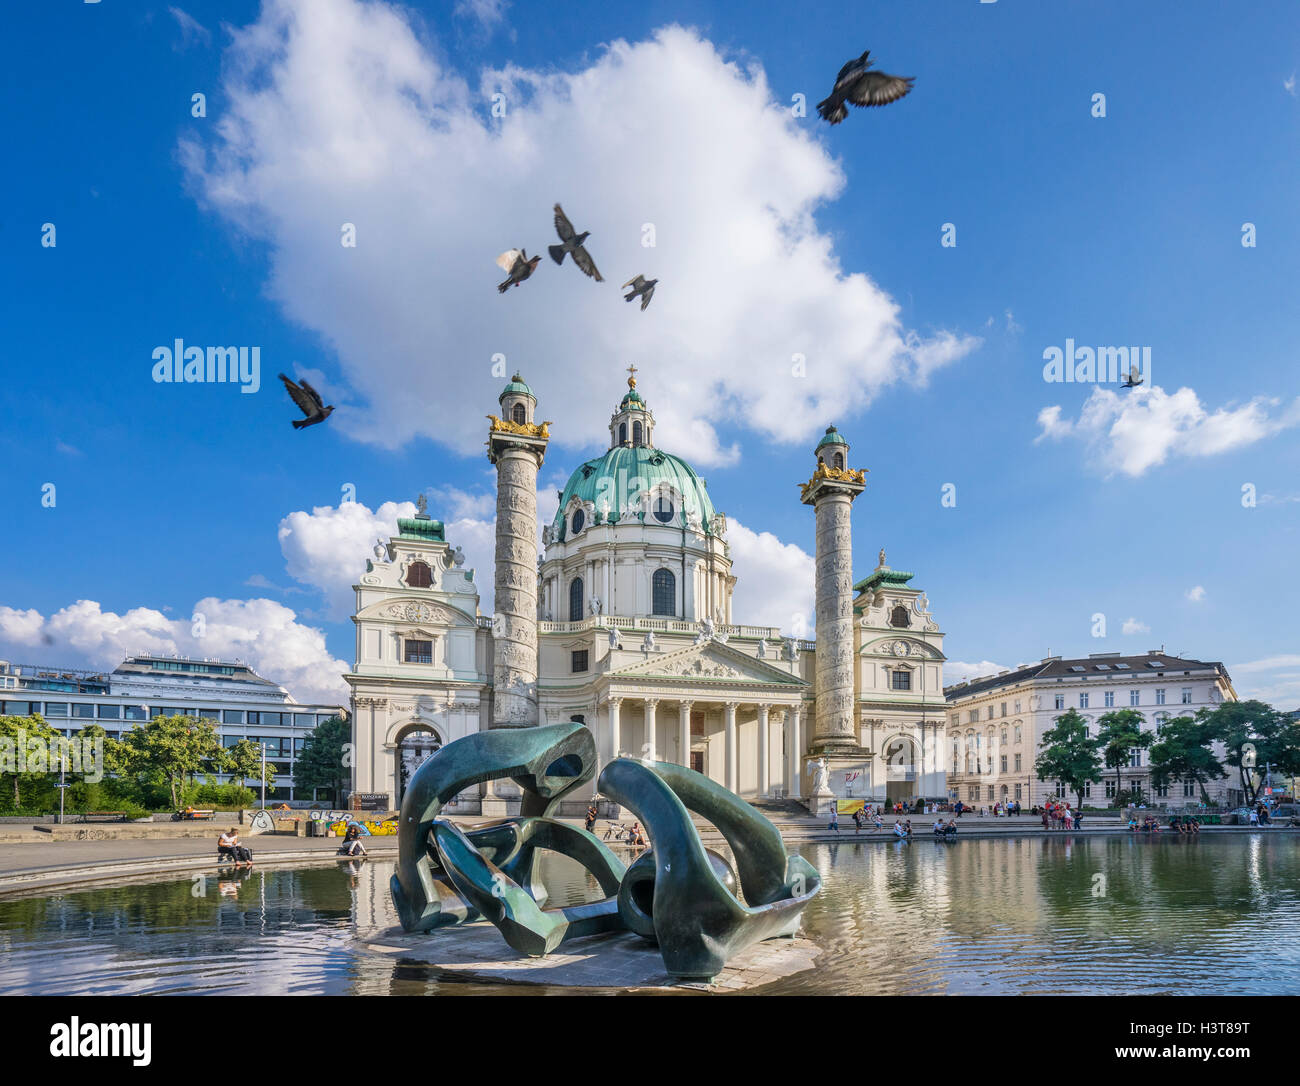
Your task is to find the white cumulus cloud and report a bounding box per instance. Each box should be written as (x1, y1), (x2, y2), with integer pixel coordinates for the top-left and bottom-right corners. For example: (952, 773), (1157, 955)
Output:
(1036, 385), (1300, 477)
(1186, 585), (1206, 602)
(726, 520), (814, 636)
(181, 1), (977, 468)
(1122, 617), (1150, 635)
(944, 660), (1010, 686)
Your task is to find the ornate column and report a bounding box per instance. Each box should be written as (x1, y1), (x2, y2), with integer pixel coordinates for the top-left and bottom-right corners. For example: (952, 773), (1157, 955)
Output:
(799, 427), (866, 754)
(487, 376), (549, 729)
(787, 705), (803, 797)
(724, 701), (738, 793)
(608, 696), (622, 764)
(643, 697), (659, 762)
(757, 704), (771, 798)
(677, 700), (693, 767)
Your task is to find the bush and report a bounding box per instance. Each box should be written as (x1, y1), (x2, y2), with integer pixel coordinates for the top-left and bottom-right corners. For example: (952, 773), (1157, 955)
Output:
(191, 783), (255, 810)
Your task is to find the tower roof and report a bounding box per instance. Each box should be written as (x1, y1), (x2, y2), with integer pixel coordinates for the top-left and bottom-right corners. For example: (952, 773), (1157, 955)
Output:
(816, 425), (848, 451)
(499, 373), (535, 402)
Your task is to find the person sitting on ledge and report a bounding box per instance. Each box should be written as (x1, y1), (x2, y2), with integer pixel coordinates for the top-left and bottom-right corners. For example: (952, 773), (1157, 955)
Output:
(218, 828), (239, 864)
(338, 822), (367, 857)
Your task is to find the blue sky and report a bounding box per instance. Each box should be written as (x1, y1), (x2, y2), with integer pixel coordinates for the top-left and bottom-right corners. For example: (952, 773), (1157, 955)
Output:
(0, 0), (1297, 707)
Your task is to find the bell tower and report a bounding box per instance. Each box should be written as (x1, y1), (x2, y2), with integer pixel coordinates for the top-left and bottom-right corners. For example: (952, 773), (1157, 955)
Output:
(608, 364), (655, 448)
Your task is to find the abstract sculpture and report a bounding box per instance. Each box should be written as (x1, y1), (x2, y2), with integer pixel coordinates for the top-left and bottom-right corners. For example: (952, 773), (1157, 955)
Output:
(392, 721), (820, 980)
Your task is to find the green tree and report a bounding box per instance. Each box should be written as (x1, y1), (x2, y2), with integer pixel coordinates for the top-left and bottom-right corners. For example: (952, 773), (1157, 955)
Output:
(225, 739), (274, 792)
(1211, 700), (1300, 807)
(0, 714), (65, 810)
(1148, 710), (1226, 800)
(1096, 709), (1153, 808)
(1035, 708), (1103, 809)
(292, 716), (350, 806)
(115, 714), (226, 810)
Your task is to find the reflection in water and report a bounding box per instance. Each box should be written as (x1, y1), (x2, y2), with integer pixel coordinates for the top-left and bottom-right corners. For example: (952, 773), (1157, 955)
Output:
(1, 837), (1297, 995)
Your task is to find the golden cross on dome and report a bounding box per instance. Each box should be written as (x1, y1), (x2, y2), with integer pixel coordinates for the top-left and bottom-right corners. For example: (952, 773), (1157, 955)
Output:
(627, 364), (637, 388)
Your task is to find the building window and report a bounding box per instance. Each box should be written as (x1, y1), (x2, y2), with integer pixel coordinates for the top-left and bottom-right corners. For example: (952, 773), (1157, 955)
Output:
(123, 706), (146, 721)
(1014, 700), (1021, 714)
(1000, 728), (1007, 744)
(987, 706), (995, 720)
(44, 703), (68, 717)
(1000, 755), (1007, 772)
(512, 402), (526, 424)
(569, 578), (584, 622)
(619, 422), (627, 445)
(1079, 693), (1090, 709)
(1014, 724), (1022, 744)
(889, 605), (911, 628)
(223, 710), (243, 724)
(404, 639), (433, 664)
(1054, 693), (1065, 710)
(652, 569), (676, 616)
(833, 451), (844, 469)
(1055, 780), (1067, 798)
(1000, 702), (1007, 717)
(71, 703), (94, 719)
(406, 561), (432, 588)
(1183, 779), (1196, 798)
(652, 495), (675, 524)
(1105, 780), (1116, 798)
(1155, 689), (1166, 705)
(1015, 784), (1023, 800)
(98, 704), (120, 720)
(633, 420), (643, 446)
(1128, 747), (1142, 768)
(1130, 689), (1141, 706)
(571, 650), (589, 673)
(987, 785), (995, 801)
(571, 508), (585, 535)
(969, 786), (978, 802)
(969, 710), (979, 723)
(1155, 781), (1169, 798)
(1104, 690), (1115, 707)
(1014, 753), (1022, 771)
(1181, 687), (1192, 704)
(891, 669), (912, 691)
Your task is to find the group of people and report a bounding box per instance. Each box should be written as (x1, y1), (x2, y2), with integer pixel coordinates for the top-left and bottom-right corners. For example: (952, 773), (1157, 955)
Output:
(1039, 800), (1080, 830)
(932, 818), (959, 837)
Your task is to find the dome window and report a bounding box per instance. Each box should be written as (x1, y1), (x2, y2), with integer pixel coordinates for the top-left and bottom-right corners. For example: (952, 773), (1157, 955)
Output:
(571, 508), (585, 535)
(512, 403), (526, 425)
(652, 495), (675, 524)
(619, 423), (627, 445)
(833, 452), (844, 469)
(569, 577), (584, 622)
(633, 420), (643, 446)
(652, 569), (676, 616)
(406, 561), (432, 588)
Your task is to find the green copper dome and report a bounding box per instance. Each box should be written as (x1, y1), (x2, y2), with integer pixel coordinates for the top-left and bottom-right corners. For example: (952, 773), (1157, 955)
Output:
(500, 373), (535, 401)
(552, 445), (717, 539)
(620, 388), (645, 406)
(815, 425), (848, 451)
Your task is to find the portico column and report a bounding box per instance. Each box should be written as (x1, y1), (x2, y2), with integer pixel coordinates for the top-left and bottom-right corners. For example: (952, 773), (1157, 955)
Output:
(677, 701), (693, 767)
(787, 705), (803, 797)
(758, 704), (771, 798)
(643, 698), (659, 762)
(724, 701), (738, 793)
(608, 697), (622, 764)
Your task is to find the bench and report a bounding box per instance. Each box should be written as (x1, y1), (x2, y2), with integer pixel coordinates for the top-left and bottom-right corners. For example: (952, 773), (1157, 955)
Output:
(82, 811), (128, 823)
(175, 809), (216, 821)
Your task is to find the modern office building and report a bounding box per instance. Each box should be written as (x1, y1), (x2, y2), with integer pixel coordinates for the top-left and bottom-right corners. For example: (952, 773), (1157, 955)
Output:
(0, 655), (346, 801)
(944, 650), (1237, 808)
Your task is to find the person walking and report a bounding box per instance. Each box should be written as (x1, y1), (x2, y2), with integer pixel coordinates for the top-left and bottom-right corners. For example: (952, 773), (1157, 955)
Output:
(852, 807), (864, 834)
(827, 807), (840, 833)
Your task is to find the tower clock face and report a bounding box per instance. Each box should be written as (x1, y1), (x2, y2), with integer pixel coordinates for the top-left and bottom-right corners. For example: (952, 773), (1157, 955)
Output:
(893, 641), (908, 657)
(404, 603), (436, 622)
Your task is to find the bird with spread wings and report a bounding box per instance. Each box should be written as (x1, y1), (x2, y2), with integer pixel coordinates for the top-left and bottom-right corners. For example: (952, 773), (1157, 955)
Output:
(548, 203), (603, 281)
(817, 50), (914, 125)
(278, 373), (334, 430)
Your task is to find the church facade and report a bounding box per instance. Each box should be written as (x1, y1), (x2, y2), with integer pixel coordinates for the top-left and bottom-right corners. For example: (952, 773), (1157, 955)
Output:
(344, 372), (947, 813)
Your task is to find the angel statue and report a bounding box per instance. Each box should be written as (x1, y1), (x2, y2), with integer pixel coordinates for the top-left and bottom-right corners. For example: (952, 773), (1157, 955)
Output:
(806, 756), (831, 795)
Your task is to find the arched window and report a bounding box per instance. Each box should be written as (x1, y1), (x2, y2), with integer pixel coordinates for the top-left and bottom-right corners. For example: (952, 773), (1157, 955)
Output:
(512, 403), (526, 425)
(571, 508), (585, 535)
(652, 494), (675, 523)
(632, 420), (643, 446)
(833, 452), (844, 469)
(652, 568), (675, 616)
(619, 423), (627, 445)
(569, 577), (584, 622)
(889, 604), (911, 628)
(406, 561), (432, 588)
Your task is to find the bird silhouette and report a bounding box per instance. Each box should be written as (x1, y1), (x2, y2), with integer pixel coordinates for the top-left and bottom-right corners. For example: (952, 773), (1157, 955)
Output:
(279, 373), (334, 430)
(621, 274), (657, 311)
(1122, 367), (1144, 389)
(496, 248), (542, 293)
(817, 50), (914, 124)
(548, 204), (603, 281)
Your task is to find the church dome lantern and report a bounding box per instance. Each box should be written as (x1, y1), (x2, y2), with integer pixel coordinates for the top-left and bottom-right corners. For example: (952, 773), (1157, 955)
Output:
(815, 425), (850, 470)
(609, 365), (655, 449)
(499, 373), (537, 427)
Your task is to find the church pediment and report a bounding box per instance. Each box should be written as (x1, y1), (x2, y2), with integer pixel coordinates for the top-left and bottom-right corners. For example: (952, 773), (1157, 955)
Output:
(862, 636), (944, 662)
(611, 641), (807, 685)
(356, 598), (479, 627)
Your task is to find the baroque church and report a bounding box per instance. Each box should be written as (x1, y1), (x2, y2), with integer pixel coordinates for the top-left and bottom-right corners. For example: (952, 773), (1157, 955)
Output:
(345, 372), (948, 814)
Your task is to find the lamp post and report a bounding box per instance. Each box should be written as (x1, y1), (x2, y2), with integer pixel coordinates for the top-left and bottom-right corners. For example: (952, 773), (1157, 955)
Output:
(261, 742), (267, 809)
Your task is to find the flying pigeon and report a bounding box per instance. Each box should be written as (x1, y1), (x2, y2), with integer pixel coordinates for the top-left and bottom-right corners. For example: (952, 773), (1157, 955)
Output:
(548, 203), (603, 281)
(621, 274), (657, 311)
(279, 373), (334, 430)
(1122, 367), (1144, 389)
(496, 248), (542, 293)
(817, 50), (914, 124)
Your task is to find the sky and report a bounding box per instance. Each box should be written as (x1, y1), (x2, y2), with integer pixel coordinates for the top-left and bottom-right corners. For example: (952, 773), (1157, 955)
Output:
(0, 0), (1297, 709)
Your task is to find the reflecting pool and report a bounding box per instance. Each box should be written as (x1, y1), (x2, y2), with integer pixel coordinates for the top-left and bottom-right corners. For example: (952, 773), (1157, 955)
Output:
(1, 835), (1295, 995)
